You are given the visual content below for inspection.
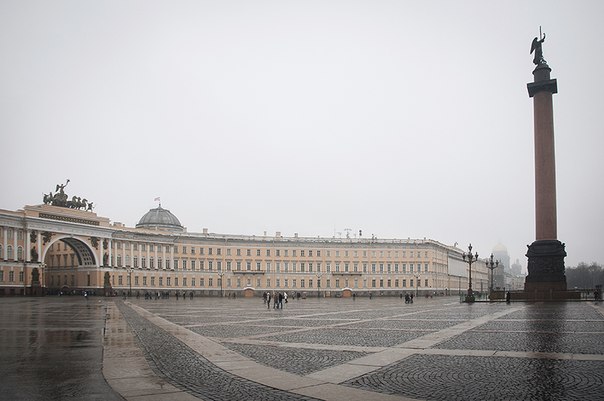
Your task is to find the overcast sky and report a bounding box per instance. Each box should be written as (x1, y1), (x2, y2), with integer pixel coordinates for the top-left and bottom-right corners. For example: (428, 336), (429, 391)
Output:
(1, 1), (603, 270)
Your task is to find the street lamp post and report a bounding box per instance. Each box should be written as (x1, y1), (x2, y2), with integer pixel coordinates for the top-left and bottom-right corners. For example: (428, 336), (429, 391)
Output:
(462, 244), (479, 303)
(486, 253), (499, 296)
(316, 273), (322, 298)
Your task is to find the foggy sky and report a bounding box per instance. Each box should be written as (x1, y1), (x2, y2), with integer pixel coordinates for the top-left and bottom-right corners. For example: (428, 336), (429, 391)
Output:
(1, 1), (603, 270)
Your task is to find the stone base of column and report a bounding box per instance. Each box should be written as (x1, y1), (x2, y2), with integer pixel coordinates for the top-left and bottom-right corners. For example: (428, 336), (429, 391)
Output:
(524, 239), (567, 292)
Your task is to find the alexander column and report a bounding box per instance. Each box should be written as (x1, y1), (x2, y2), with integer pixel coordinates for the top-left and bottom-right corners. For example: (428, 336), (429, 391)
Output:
(525, 31), (567, 292)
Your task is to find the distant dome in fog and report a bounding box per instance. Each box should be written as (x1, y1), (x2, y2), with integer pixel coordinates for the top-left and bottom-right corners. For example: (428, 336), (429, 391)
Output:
(492, 243), (508, 253)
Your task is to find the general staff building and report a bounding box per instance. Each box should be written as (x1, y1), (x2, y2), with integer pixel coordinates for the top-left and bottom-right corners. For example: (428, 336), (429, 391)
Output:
(0, 196), (489, 297)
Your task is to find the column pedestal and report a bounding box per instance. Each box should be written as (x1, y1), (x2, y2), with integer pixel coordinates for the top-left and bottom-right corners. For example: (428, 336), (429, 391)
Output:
(524, 239), (567, 292)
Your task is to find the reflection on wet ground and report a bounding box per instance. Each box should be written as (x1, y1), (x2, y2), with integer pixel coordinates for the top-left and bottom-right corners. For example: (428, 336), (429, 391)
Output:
(0, 297), (123, 401)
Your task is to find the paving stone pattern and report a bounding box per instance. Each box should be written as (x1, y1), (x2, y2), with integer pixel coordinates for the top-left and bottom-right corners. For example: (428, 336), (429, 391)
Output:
(262, 327), (431, 347)
(344, 354), (604, 401)
(223, 343), (369, 375)
(434, 330), (604, 354)
(190, 323), (295, 338)
(121, 297), (604, 400)
(118, 302), (320, 401)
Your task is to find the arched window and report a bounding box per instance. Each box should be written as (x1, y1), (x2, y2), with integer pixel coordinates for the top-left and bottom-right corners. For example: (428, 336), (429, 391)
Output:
(149, 257), (154, 269)
(17, 246), (23, 261)
(7, 245), (13, 260)
(0, 244), (3, 259)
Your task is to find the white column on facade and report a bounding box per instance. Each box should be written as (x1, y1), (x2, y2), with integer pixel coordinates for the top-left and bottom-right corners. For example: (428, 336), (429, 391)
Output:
(108, 239), (113, 267)
(121, 242), (125, 267)
(138, 242), (142, 269)
(98, 239), (103, 267)
(162, 245), (166, 269)
(37, 231), (42, 264)
(146, 243), (150, 269)
(3, 227), (7, 260)
(26, 229), (31, 262)
(13, 229), (18, 261)
(170, 245), (174, 270)
(113, 240), (117, 267)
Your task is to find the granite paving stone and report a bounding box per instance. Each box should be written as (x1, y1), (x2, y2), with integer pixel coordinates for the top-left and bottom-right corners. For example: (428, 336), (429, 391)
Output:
(117, 302), (320, 401)
(223, 343), (369, 375)
(344, 354), (604, 401)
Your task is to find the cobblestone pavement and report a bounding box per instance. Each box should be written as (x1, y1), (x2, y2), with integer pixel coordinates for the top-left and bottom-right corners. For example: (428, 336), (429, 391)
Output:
(117, 302), (320, 401)
(344, 354), (604, 401)
(115, 297), (604, 401)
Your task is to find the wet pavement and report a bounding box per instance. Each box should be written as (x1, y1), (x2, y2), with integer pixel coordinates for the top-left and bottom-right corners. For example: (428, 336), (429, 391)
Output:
(0, 297), (123, 401)
(2, 296), (604, 400)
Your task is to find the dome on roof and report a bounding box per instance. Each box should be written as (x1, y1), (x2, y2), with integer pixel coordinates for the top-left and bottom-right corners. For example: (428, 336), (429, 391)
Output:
(136, 206), (184, 232)
(492, 243), (508, 253)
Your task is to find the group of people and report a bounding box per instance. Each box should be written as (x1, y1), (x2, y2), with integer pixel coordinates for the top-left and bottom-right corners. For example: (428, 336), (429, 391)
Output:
(403, 293), (414, 303)
(263, 291), (288, 309)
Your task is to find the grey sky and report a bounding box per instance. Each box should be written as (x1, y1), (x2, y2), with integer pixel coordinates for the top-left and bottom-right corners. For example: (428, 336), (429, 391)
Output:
(1, 1), (603, 270)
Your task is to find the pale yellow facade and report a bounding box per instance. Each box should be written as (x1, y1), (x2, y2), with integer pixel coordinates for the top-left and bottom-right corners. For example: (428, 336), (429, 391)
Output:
(0, 203), (490, 297)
